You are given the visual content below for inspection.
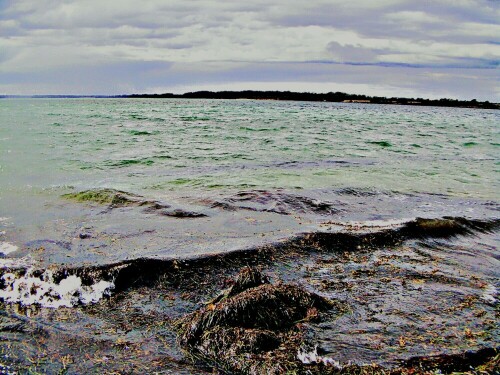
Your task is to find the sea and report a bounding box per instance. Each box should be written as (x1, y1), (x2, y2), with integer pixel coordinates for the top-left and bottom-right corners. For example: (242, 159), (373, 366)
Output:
(0, 98), (498, 373)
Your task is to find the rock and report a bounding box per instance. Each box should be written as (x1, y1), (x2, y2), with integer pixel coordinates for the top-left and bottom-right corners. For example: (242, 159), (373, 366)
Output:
(176, 267), (340, 374)
(160, 209), (207, 218)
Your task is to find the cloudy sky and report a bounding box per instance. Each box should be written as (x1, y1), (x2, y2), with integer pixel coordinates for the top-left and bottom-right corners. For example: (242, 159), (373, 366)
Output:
(1, 0), (499, 100)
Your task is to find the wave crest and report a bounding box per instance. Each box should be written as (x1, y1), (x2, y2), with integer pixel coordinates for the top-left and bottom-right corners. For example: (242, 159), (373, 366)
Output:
(0, 268), (114, 308)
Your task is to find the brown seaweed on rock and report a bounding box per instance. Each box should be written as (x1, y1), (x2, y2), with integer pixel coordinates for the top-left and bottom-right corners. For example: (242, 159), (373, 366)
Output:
(224, 266), (270, 298)
(174, 267), (500, 374)
(175, 267), (342, 374)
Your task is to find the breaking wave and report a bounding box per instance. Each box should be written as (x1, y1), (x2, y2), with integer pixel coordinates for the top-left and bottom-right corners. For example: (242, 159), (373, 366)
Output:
(0, 268), (115, 308)
(0, 216), (496, 309)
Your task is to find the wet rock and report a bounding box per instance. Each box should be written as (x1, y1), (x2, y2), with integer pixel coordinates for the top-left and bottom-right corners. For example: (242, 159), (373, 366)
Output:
(181, 283), (330, 340)
(143, 202), (208, 218)
(401, 347), (500, 374)
(62, 188), (141, 207)
(198, 326), (282, 356)
(63, 189), (208, 218)
(159, 209), (207, 218)
(142, 202), (172, 211)
(176, 267), (338, 374)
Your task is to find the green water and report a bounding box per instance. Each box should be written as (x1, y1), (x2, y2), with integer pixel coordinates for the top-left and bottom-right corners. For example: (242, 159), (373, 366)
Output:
(1, 98), (498, 200)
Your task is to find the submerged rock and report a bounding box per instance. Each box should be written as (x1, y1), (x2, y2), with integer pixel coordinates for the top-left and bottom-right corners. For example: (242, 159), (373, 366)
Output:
(62, 188), (141, 206)
(63, 189), (209, 218)
(176, 267), (340, 374)
(157, 208), (207, 218)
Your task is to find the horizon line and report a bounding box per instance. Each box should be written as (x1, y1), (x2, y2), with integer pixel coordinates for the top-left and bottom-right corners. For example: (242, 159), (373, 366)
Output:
(0, 91), (498, 105)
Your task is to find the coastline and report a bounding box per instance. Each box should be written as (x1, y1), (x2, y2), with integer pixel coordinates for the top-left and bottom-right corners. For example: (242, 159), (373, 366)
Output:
(1, 91), (498, 110)
(1, 187), (499, 373)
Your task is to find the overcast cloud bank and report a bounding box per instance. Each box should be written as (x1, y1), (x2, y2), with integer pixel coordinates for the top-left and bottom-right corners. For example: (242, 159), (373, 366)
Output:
(1, 0), (499, 100)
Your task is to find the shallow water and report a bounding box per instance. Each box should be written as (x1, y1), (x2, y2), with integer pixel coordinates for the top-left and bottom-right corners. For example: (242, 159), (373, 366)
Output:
(0, 99), (498, 373)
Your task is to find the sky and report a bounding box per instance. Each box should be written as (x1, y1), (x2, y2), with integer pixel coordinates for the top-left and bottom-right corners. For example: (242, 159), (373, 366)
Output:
(0, 0), (499, 100)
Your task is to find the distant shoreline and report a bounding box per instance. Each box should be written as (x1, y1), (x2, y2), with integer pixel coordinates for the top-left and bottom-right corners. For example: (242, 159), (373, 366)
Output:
(1, 90), (498, 109)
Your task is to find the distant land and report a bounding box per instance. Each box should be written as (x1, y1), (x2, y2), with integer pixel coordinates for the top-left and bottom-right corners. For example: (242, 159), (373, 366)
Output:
(1, 91), (498, 109)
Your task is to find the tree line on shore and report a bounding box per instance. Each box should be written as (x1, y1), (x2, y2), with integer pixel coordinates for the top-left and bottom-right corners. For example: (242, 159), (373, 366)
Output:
(2, 91), (497, 109)
(123, 90), (498, 109)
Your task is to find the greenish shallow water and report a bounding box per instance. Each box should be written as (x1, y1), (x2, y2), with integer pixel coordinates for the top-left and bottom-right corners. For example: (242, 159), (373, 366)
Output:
(0, 98), (498, 199)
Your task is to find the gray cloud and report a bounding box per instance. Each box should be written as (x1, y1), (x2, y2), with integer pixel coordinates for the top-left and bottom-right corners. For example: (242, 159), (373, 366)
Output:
(272, 1), (500, 43)
(0, 0), (498, 99)
(327, 42), (381, 63)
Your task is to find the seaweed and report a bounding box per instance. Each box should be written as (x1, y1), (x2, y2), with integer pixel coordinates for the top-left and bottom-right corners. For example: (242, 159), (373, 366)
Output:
(398, 347), (500, 373)
(225, 266), (270, 298)
(63, 189), (209, 218)
(176, 267), (341, 374)
(174, 266), (499, 374)
(62, 188), (140, 206)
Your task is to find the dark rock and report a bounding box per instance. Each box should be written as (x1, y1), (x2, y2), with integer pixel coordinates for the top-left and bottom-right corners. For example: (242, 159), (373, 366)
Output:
(176, 268), (339, 374)
(160, 209), (207, 218)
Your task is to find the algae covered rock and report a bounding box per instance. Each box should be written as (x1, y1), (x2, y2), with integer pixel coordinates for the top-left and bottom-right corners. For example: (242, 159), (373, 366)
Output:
(63, 189), (209, 218)
(62, 188), (140, 206)
(176, 267), (341, 374)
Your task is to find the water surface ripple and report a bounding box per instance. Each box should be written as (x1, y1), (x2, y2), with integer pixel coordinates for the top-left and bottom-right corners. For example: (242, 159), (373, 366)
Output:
(0, 99), (498, 374)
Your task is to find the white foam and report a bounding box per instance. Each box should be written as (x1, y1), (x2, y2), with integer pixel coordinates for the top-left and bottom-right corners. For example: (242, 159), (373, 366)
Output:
(0, 268), (114, 308)
(481, 284), (498, 304)
(297, 346), (343, 369)
(0, 257), (31, 270)
(0, 242), (18, 255)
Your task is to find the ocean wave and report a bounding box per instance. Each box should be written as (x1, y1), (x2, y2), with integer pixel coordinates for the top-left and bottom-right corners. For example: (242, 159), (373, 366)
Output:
(0, 215), (495, 309)
(0, 243), (18, 256)
(0, 268), (115, 308)
(63, 188), (208, 217)
(208, 189), (344, 216)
